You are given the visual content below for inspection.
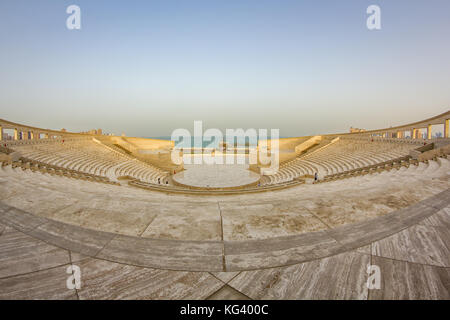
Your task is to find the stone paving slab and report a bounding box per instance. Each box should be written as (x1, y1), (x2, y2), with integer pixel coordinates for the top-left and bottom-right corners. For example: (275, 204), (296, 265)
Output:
(47, 204), (157, 237)
(0, 205), (48, 233)
(300, 196), (395, 228)
(75, 258), (225, 300)
(224, 189), (449, 271)
(0, 226), (70, 278)
(220, 200), (328, 241)
(0, 181), (24, 201)
(141, 202), (222, 240)
(227, 251), (370, 300)
(70, 251), (91, 264)
(371, 224), (450, 267)
(327, 203), (437, 250)
(356, 244), (372, 255)
(369, 256), (450, 300)
(224, 230), (342, 271)
(0, 264), (78, 300)
(97, 234), (224, 272)
(0, 188), (448, 273)
(0, 192), (448, 299)
(29, 219), (116, 257)
(0, 191), (79, 218)
(0, 202), (10, 212)
(419, 188), (450, 211)
(420, 206), (450, 228)
(389, 202), (441, 227)
(207, 285), (250, 300)
(210, 271), (241, 283)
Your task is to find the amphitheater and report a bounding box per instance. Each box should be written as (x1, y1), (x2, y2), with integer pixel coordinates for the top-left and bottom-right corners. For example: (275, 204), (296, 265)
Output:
(0, 111), (449, 300)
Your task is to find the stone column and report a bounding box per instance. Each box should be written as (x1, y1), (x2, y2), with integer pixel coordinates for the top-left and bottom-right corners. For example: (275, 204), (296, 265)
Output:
(397, 131), (403, 139)
(445, 119), (449, 138)
(14, 128), (18, 140)
(0, 126), (3, 141)
(427, 124), (432, 140)
(415, 128), (421, 139)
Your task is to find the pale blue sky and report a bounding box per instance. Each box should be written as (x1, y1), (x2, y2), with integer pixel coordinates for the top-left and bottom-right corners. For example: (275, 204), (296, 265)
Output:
(0, 1), (449, 137)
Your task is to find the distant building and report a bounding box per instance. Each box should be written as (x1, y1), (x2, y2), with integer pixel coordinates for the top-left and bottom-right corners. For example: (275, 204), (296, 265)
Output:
(78, 129), (105, 135)
(3, 132), (13, 140)
(350, 127), (366, 133)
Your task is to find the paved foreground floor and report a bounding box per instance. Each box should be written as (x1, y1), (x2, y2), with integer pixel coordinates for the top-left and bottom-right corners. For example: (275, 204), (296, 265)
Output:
(0, 189), (448, 299)
(1, 158), (449, 242)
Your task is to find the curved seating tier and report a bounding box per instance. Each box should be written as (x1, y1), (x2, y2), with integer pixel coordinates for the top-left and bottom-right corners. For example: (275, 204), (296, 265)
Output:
(2, 137), (449, 194)
(262, 139), (421, 185)
(3, 156), (118, 185)
(9, 138), (169, 184)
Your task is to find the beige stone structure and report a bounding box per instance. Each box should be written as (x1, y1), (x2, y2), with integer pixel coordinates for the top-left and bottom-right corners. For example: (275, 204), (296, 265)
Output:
(0, 111), (449, 300)
(350, 127), (366, 133)
(342, 111), (450, 140)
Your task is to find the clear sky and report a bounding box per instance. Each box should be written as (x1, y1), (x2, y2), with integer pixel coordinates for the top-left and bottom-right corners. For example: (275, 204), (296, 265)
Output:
(0, 0), (449, 137)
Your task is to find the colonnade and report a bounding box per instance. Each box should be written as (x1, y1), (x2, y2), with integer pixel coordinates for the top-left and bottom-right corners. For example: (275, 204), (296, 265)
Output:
(354, 111), (450, 141)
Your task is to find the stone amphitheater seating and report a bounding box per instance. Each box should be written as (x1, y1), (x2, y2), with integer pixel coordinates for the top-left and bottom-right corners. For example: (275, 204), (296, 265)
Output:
(262, 138), (423, 186)
(2, 111), (450, 300)
(2, 135), (449, 194)
(3, 155), (117, 185)
(1, 128), (449, 300)
(7, 138), (169, 184)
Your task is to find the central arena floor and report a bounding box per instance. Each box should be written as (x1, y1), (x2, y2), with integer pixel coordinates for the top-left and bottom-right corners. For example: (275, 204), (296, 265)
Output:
(172, 164), (261, 188)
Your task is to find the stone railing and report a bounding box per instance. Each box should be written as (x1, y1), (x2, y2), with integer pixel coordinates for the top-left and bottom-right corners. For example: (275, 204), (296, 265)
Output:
(417, 144), (450, 162)
(1, 155), (119, 186)
(319, 141), (450, 183)
(3, 136), (91, 147)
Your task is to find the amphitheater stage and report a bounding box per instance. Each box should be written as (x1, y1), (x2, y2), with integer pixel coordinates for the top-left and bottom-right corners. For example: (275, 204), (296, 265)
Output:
(172, 164), (261, 189)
